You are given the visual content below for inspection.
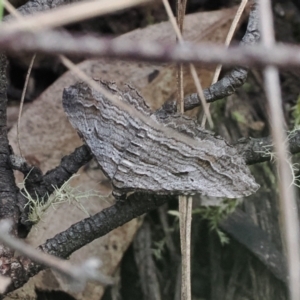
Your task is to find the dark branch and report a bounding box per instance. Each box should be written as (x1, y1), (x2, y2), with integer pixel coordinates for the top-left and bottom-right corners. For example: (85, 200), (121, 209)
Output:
(39, 194), (170, 257)
(0, 54), (18, 221)
(5, 127), (300, 291)
(10, 194), (171, 289)
(235, 129), (300, 165)
(16, 145), (93, 230)
(34, 144), (92, 199)
(0, 53), (23, 291)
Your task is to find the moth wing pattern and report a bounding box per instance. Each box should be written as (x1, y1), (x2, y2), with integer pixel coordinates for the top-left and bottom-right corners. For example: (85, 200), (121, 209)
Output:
(63, 81), (259, 198)
(63, 80), (150, 179)
(113, 112), (259, 198)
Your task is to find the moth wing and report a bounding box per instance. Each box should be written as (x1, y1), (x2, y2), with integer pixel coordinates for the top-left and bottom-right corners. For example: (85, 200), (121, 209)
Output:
(63, 81), (148, 179)
(112, 114), (259, 198)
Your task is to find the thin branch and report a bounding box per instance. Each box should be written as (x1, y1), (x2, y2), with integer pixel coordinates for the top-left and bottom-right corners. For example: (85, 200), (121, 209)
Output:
(0, 53), (21, 290)
(0, 53), (19, 225)
(2, 0), (152, 33)
(2, 0), (20, 18)
(40, 194), (170, 257)
(4, 0), (83, 19)
(0, 219), (113, 293)
(234, 130), (300, 165)
(2, 0), (38, 158)
(172, 0), (192, 298)
(17, 54), (36, 157)
(2, 32), (300, 69)
(175, 0), (185, 113)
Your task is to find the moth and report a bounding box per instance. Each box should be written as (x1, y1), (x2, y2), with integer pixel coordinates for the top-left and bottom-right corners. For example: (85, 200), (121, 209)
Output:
(62, 80), (259, 199)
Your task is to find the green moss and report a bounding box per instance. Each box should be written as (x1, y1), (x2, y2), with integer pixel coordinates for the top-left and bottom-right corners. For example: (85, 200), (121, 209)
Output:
(231, 110), (247, 124)
(20, 174), (105, 224)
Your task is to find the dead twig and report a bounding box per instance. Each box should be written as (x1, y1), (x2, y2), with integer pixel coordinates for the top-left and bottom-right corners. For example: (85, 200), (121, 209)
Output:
(2, 0), (37, 158)
(259, 0), (300, 299)
(0, 219), (114, 290)
(2, 0), (152, 33)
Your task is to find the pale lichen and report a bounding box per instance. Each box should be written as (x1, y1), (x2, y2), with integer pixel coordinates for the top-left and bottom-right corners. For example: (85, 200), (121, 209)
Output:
(19, 173), (107, 224)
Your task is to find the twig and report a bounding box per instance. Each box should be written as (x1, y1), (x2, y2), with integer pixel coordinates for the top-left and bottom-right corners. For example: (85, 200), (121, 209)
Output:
(2, 31), (300, 69)
(0, 219), (114, 289)
(185, 196), (192, 300)
(259, 1), (300, 299)
(176, 0), (185, 113)
(2, 0), (38, 157)
(18, 194), (170, 289)
(178, 196), (187, 300)
(2, 0), (19, 18)
(16, 54), (36, 157)
(1, 0), (152, 33)
(0, 53), (19, 224)
(173, 0), (191, 298)
(4, 0), (82, 19)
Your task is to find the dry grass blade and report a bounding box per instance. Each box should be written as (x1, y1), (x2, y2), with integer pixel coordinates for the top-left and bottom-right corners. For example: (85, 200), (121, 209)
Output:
(259, 1), (300, 299)
(1, 0), (152, 33)
(185, 197), (192, 298)
(17, 54), (36, 157)
(2, 0), (37, 157)
(174, 1), (191, 299)
(161, 0), (213, 128)
(201, 0), (248, 126)
(2, 0), (19, 18)
(176, 0), (187, 112)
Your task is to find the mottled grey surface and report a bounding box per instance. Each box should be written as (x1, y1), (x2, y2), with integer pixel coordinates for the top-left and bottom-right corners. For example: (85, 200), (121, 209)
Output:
(63, 81), (259, 198)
